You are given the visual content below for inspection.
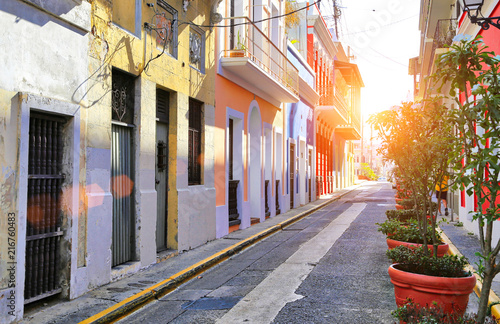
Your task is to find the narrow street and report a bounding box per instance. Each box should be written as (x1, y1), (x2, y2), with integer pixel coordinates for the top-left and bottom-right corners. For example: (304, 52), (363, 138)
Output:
(119, 182), (396, 323)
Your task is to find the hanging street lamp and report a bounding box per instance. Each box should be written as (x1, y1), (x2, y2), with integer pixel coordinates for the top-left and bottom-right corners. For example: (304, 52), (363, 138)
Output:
(458, 0), (500, 30)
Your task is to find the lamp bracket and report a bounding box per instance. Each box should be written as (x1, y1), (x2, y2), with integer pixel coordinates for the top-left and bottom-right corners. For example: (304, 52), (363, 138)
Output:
(470, 15), (500, 30)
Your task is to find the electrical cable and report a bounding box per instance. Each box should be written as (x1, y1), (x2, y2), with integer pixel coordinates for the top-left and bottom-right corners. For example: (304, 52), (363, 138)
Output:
(142, 2), (176, 73)
(367, 47), (407, 67)
(141, 0), (321, 73)
(343, 14), (418, 36)
(177, 0), (321, 28)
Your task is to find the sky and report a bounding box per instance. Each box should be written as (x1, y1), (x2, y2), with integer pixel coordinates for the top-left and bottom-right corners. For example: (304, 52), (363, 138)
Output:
(318, 0), (421, 119)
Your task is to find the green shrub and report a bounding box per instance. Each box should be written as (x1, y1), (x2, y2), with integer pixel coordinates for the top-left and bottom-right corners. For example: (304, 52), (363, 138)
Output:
(376, 219), (403, 236)
(386, 209), (418, 222)
(378, 220), (441, 244)
(387, 246), (470, 278)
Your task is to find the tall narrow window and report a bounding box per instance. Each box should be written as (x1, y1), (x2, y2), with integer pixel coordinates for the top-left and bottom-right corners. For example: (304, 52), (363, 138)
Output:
(229, 119), (234, 180)
(188, 99), (203, 185)
(230, 0), (235, 49)
(25, 113), (66, 304)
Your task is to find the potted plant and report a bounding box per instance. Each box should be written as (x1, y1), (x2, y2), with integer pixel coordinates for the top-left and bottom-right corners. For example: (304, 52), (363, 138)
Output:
(431, 35), (500, 323)
(392, 299), (496, 323)
(229, 30), (247, 57)
(369, 99), (454, 257)
(386, 209), (418, 222)
(369, 98), (463, 314)
(377, 220), (449, 257)
(388, 246), (476, 317)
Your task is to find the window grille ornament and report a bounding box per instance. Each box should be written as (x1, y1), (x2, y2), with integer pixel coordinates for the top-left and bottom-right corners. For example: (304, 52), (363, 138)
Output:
(112, 84), (128, 122)
(190, 31), (202, 65)
(156, 14), (173, 48)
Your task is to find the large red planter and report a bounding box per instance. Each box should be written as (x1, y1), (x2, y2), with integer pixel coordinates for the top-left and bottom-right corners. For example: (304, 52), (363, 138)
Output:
(386, 238), (449, 257)
(388, 264), (476, 316)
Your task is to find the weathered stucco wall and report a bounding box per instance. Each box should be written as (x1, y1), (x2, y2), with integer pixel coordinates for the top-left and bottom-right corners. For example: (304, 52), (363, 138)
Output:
(0, 1), (90, 322)
(0, 0), (217, 321)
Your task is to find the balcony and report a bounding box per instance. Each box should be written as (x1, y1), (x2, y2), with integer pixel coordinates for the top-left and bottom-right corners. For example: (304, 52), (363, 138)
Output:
(316, 84), (349, 125)
(423, 18), (457, 97)
(316, 60), (363, 140)
(335, 111), (361, 141)
(220, 17), (299, 106)
(428, 19), (457, 75)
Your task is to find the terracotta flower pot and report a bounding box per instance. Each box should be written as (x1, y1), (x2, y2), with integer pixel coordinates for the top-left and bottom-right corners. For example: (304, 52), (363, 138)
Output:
(386, 238), (449, 257)
(388, 263), (476, 316)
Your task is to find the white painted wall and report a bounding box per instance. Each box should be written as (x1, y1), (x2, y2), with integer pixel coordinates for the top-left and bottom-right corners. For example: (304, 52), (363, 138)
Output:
(177, 93), (216, 251)
(0, 1), (90, 322)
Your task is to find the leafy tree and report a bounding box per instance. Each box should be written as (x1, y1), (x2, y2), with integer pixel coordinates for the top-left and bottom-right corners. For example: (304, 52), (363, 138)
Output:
(360, 162), (377, 180)
(368, 100), (454, 257)
(432, 35), (500, 323)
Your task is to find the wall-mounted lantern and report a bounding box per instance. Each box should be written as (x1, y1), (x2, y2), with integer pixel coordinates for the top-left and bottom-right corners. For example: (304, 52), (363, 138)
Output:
(458, 0), (500, 30)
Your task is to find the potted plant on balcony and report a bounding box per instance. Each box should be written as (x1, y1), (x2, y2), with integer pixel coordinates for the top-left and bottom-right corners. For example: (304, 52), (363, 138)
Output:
(229, 30), (247, 58)
(431, 34), (500, 324)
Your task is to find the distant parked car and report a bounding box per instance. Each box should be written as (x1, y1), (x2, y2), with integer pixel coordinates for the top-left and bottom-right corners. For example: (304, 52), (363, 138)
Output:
(378, 177), (387, 181)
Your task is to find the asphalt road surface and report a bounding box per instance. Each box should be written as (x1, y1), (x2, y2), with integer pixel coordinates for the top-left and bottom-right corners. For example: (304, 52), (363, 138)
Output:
(119, 182), (396, 323)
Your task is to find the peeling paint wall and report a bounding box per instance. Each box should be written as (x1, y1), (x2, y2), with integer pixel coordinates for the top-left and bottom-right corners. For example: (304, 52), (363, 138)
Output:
(0, 0), (90, 322)
(0, 0), (217, 321)
(84, 0), (216, 281)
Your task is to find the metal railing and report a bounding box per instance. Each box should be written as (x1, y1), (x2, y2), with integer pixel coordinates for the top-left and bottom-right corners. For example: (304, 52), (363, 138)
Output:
(434, 19), (457, 49)
(221, 17), (299, 98)
(428, 18), (458, 77)
(317, 84), (350, 121)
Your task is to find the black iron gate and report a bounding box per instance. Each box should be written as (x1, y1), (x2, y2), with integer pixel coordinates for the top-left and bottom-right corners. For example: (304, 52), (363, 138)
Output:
(25, 113), (65, 304)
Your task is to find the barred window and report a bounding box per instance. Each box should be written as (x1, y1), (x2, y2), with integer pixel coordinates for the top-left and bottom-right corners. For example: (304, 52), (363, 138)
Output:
(188, 99), (203, 185)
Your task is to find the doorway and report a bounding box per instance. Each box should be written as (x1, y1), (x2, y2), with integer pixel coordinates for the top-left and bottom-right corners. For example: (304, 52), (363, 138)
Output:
(155, 88), (169, 251)
(290, 143), (295, 210)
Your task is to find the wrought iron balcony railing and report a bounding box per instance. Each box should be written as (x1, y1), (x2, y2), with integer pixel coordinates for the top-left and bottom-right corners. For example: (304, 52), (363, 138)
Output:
(317, 84), (350, 121)
(428, 18), (457, 76)
(221, 17), (299, 98)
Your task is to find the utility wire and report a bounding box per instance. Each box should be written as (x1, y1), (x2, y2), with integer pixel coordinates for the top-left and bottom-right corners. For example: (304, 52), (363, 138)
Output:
(368, 47), (408, 67)
(142, 0), (321, 73)
(178, 0), (321, 28)
(343, 14), (418, 36)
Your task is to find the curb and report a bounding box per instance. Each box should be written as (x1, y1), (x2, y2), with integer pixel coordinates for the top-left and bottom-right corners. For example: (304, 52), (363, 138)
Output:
(79, 187), (357, 324)
(439, 229), (500, 320)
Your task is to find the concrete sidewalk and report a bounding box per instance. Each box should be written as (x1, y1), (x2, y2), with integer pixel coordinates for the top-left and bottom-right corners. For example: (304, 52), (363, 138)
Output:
(440, 218), (500, 319)
(21, 182), (498, 323)
(22, 185), (359, 324)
